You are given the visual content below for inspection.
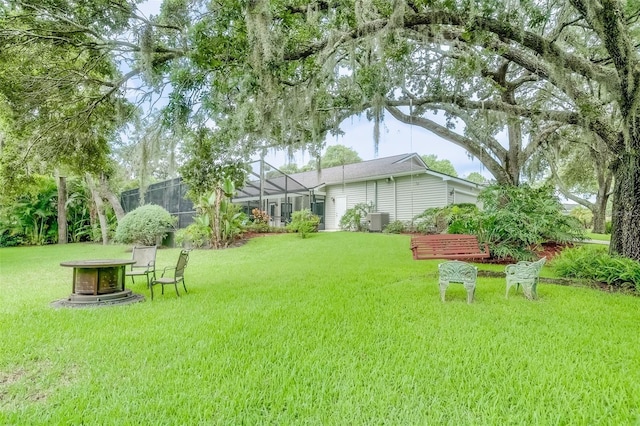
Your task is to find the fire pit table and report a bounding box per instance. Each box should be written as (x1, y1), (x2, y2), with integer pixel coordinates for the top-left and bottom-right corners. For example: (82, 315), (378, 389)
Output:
(58, 259), (142, 306)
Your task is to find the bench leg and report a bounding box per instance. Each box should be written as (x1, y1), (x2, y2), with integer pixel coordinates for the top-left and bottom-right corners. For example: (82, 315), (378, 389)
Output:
(464, 282), (475, 304)
(439, 282), (448, 302)
(522, 280), (537, 300)
(505, 278), (520, 298)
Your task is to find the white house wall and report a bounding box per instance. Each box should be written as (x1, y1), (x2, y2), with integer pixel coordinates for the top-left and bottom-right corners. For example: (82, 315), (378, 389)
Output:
(395, 174), (448, 221)
(324, 182), (367, 230)
(324, 173), (461, 230)
(376, 180), (395, 219)
(446, 181), (483, 205)
(452, 190), (477, 204)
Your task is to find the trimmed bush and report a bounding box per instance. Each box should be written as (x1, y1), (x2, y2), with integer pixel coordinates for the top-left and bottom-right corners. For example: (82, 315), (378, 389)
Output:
(287, 209), (320, 238)
(115, 204), (176, 245)
(413, 207), (449, 234)
(413, 204), (481, 235)
(175, 222), (211, 249)
(383, 220), (406, 234)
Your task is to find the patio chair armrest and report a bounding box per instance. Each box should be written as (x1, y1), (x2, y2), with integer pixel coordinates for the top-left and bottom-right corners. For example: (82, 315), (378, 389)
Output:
(160, 266), (177, 278)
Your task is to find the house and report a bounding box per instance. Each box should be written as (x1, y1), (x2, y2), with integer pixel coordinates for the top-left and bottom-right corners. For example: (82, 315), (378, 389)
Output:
(233, 153), (485, 231)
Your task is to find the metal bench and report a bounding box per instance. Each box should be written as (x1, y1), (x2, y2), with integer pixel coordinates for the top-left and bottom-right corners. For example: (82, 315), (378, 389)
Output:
(505, 257), (547, 300)
(438, 260), (478, 304)
(410, 234), (490, 260)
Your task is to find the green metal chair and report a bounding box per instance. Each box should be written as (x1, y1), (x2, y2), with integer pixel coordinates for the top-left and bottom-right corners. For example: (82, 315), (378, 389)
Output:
(438, 260), (478, 304)
(505, 257), (546, 300)
(125, 245), (157, 288)
(150, 250), (189, 300)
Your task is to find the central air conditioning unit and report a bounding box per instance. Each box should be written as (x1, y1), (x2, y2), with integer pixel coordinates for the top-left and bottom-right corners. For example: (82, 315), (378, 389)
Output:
(366, 212), (389, 232)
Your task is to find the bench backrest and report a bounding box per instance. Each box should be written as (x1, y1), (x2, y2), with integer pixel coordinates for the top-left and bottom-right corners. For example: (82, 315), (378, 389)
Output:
(411, 234), (489, 260)
(505, 257), (546, 278)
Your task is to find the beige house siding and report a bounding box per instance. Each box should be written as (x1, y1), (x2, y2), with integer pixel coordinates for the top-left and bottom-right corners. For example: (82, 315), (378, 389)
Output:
(447, 181), (484, 205)
(323, 173), (477, 230)
(324, 181), (377, 229)
(395, 174), (448, 223)
(376, 179), (396, 219)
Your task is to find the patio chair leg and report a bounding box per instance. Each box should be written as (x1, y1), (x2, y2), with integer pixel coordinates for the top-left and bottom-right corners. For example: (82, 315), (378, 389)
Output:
(174, 283), (180, 297)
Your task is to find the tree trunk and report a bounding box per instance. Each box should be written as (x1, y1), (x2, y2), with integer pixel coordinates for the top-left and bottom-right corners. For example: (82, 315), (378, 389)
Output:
(609, 148), (640, 261)
(211, 187), (223, 249)
(591, 191), (609, 234)
(99, 175), (125, 221)
(505, 121), (522, 186)
(86, 174), (109, 245)
(57, 174), (68, 244)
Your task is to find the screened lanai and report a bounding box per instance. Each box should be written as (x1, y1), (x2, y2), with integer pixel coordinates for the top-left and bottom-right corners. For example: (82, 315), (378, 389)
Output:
(233, 160), (326, 229)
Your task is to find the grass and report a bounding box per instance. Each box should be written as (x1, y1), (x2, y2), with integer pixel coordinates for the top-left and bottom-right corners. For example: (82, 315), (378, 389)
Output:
(1, 232), (639, 424)
(585, 232), (611, 242)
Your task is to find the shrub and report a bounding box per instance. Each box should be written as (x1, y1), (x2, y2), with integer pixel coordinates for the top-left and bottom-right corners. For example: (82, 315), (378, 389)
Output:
(479, 184), (584, 261)
(220, 202), (247, 247)
(383, 220), (406, 234)
(175, 221), (211, 249)
(245, 222), (271, 233)
(115, 204), (176, 246)
(413, 204), (481, 235)
(446, 204), (482, 235)
(287, 209), (320, 238)
(413, 207), (448, 234)
(570, 206), (593, 229)
(251, 208), (270, 224)
(553, 245), (640, 290)
(339, 202), (374, 231)
(411, 186), (584, 261)
(0, 175), (58, 246)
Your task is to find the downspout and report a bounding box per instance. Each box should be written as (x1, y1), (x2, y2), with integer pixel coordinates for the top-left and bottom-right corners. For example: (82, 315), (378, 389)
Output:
(394, 178), (397, 220)
(374, 181), (378, 212)
(259, 153), (265, 211)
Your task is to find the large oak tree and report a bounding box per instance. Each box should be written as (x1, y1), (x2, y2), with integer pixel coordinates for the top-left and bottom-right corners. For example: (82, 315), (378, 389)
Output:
(3, 0), (640, 260)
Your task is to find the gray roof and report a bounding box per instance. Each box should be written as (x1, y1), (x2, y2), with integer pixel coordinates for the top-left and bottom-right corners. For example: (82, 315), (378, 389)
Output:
(285, 153), (427, 188)
(234, 153), (481, 200)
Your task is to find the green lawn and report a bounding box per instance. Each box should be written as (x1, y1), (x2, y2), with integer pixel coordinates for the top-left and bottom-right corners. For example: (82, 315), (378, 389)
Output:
(585, 232), (611, 242)
(1, 232), (639, 424)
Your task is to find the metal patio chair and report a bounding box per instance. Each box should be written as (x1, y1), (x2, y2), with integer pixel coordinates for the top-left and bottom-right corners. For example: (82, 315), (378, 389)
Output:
(505, 257), (547, 300)
(125, 245), (157, 288)
(150, 250), (189, 300)
(438, 260), (478, 304)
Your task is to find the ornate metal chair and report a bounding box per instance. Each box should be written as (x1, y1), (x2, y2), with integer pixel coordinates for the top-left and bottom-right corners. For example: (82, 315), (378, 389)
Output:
(125, 245), (157, 288)
(150, 250), (189, 300)
(505, 257), (547, 300)
(438, 260), (478, 304)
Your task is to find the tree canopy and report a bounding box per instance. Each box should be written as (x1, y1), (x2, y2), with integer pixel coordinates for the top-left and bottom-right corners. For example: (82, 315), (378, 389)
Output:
(421, 154), (457, 177)
(3, 0), (640, 259)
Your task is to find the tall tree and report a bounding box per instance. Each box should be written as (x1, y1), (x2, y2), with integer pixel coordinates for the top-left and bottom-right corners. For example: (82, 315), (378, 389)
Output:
(526, 127), (614, 234)
(4, 1), (640, 261)
(206, 1), (638, 260)
(421, 154), (458, 176)
(465, 172), (488, 184)
(321, 145), (362, 168)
